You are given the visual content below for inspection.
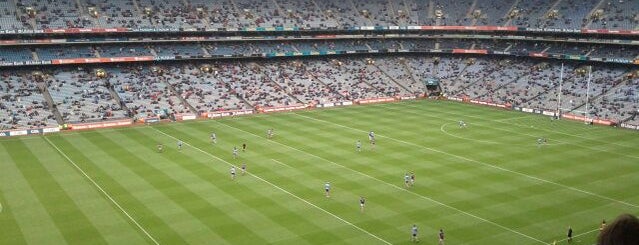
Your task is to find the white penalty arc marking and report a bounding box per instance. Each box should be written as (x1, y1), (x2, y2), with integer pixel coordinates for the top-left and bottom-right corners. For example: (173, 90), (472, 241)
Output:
(400, 103), (639, 157)
(440, 122), (517, 145)
(380, 103), (633, 157)
(293, 113), (639, 211)
(149, 127), (392, 245)
(212, 121), (547, 244)
(43, 137), (160, 245)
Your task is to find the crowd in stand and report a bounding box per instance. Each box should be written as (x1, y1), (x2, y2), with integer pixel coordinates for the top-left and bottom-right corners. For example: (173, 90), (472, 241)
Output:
(1, 39), (637, 65)
(0, 0), (637, 30)
(1, 56), (637, 130)
(0, 71), (55, 130)
(44, 68), (126, 122)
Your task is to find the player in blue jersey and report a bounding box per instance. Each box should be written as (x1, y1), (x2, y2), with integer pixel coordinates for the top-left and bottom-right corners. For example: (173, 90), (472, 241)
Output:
(241, 163), (246, 175)
(438, 229), (445, 245)
(324, 182), (331, 197)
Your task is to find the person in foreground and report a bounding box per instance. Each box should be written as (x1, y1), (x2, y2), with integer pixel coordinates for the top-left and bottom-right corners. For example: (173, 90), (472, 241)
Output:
(597, 213), (639, 245)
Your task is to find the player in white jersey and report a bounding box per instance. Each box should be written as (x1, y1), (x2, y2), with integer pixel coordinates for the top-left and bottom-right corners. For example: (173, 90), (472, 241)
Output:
(267, 128), (274, 139)
(232, 146), (238, 159)
(177, 140), (183, 150)
(324, 182), (331, 197)
(241, 163), (246, 175)
(368, 131), (376, 149)
(459, 120), (467, 128)
(230, 166), (236, 180)
(537, 137), (547, 148)
(157, 143), (164, 153)
(356, 140), (362, 152)
(411, 224), (419, 242)
(359, 196), (366, 212)
(404, 173), (411, 188)
(210, 133), (217, 144)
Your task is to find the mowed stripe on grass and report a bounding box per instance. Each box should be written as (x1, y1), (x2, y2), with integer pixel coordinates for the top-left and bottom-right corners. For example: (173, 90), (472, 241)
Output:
(0, 100), (637, 244)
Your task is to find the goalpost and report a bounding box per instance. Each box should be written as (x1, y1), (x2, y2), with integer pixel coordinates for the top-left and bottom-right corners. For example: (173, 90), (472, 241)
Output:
(556, 63), (564, 118)
(583, 66), (593, 124)
(556, 64), (593, 124)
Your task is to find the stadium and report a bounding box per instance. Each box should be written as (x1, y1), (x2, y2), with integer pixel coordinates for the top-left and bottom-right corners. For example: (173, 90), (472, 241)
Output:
(1, 0), (639, 244)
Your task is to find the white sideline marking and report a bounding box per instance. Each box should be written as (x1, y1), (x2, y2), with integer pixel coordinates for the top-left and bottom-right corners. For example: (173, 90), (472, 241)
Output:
(401, 103), (639, 154)
(212, 121), (547, 244)
(149, 127), (392, 245)
(555, 228), (599, 243)
(293, 113), (639, 211)
(43, 137), (160, 245)
(0, 201), (3, 213)
(271, 159), (292, 168)
(494, 115), (534, 122)
(439, 122), (564, 146)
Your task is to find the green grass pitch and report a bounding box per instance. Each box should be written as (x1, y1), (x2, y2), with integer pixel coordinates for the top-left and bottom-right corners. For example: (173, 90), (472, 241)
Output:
(1, 100), (638, 245)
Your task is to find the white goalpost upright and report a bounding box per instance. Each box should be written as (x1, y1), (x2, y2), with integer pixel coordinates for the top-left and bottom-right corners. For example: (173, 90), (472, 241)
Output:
(584, 66), (592, 124)
(556, 63), (564, 117)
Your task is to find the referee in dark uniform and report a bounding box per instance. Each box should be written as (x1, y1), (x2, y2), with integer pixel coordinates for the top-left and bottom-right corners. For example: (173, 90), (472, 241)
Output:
(567, 226), (573, 243)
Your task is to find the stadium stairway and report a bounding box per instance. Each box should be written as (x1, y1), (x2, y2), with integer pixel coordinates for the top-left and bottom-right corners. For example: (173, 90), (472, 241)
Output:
(38, 82), (65, 125)
(161, 78), (199, 115)
(474, 73), (530, 100)
(373, 62), (413, 94)
(521, 75), (577, 105)
(212, 76), (255, 109)
(347, 0), (374, 26)
(583, 0), (609, 29)
(305, 71), (347, 100)
(228, 0), (241, 14)
(456, 65), (502, 95)
(465, 0), (479, 26)
(400, 59), (422, 87)
(440, 59), (467, 95)
(568, 74), (631, 113)
(310, 0), (340, 27)
(30, 49), (39, 62)
(253, 63), (305, 104)
(105, 80), (130, 115)
(502, 0), (521, 27)
(131, 0), (143, 15)
(620, 112), (638, 124)
(539, 0), (564, 28)
(148, 46), (159, 57)
(74, 0), (86, 16)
